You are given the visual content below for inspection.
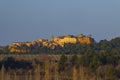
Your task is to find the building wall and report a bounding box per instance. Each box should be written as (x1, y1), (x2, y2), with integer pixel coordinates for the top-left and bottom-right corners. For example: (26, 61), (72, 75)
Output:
(77, 37), (92, 44)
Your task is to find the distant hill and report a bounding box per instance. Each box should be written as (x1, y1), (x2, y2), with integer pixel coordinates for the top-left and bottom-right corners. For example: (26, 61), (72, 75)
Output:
(0, 34), (120, 54)
(8, 34), (95, 53)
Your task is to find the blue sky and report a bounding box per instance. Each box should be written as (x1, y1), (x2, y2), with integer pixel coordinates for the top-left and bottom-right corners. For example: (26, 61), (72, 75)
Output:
(0, 0), (120, 45)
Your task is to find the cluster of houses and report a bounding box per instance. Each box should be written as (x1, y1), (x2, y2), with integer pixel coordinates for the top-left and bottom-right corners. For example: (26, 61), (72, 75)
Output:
(9, 34), (94, 53)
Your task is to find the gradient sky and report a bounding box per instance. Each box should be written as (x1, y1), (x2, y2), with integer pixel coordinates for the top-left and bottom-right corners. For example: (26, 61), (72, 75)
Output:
(0, 0), (120, 46)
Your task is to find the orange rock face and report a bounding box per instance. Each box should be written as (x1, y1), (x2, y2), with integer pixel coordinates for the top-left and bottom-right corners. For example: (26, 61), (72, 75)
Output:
(77, 37), (93, 44)
(9, 34), (94, 53)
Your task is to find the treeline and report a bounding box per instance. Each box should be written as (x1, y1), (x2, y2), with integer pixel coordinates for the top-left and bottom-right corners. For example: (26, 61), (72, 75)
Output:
(1, 54), (120, 80)
(1, 37), (120, 54)
(30, 37), (120, 54)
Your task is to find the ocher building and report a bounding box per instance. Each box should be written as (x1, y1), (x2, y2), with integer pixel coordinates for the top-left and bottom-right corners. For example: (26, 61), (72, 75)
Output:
(26, 42), (32, 47)
(9, 47), (27, 53)
(53, 35), (77, 47)
(77, 37), (92, 44)
(9, 34), (94, 53)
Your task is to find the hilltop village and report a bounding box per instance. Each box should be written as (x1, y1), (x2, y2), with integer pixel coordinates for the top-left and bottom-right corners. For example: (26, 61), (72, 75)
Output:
(9, 34), (94, 53)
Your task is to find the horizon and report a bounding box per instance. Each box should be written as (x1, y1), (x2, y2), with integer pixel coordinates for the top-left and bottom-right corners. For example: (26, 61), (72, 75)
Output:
(0, 0), (120, 46)
(1, 34), (120, 46)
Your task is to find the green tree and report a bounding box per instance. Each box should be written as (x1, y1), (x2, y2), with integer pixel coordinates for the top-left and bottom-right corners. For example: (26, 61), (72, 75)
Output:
(105, 65), (116, 79)
(58, 54), (67, 72)
(70, 55), (78, 67)
(4, 46), (10, 54)
(89, 54), (102, 69)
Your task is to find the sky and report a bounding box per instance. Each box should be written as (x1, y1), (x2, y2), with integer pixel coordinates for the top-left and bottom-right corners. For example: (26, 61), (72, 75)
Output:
(0, 0), (120, 46)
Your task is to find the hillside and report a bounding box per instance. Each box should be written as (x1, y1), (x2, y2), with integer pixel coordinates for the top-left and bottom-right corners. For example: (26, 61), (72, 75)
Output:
(8, 34), (94, 53)
(0, 34), (120, 55)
